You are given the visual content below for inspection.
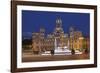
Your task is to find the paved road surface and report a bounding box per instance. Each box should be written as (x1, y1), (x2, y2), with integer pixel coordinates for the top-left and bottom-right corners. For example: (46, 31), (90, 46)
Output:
(22, 52), (89, 62)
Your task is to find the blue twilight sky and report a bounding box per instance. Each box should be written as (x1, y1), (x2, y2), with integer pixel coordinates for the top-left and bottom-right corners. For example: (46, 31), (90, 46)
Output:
(22, 10), (90, 38)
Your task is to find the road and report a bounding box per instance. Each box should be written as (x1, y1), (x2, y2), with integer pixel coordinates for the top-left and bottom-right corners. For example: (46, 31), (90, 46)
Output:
(22, 52), (89, 62)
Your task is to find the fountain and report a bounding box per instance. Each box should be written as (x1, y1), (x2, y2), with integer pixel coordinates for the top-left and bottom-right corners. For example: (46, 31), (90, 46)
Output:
(54, 38), (71, 55)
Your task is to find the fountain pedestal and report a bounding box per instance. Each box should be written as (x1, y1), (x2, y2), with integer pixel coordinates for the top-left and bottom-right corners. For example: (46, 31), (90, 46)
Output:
(54, 47), (71, 55)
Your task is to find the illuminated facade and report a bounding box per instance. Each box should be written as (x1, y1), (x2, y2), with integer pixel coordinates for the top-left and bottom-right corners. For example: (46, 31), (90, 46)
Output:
(32, 18), (90, 54)
(32, 28), (55, 54)
(69, 27), (90, 52)
(69, 27), (83, 50)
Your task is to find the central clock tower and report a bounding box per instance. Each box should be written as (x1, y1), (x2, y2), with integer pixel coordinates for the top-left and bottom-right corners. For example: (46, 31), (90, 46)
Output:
(54, 17), (64, 37)
(53, 17), (64, 48)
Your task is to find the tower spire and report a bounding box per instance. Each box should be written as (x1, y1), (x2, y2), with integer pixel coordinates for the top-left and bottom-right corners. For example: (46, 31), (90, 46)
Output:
(54, 17), (64, 37)
(56, 17), (62, 28)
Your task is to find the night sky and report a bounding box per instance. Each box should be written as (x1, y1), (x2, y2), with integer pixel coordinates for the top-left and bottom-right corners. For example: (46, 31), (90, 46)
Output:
(22, 10), (90, 38)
